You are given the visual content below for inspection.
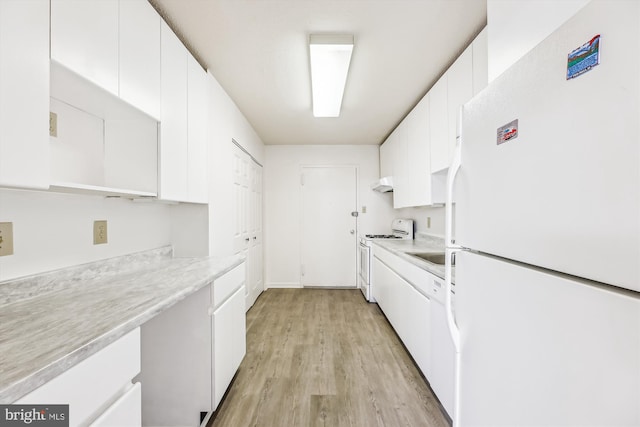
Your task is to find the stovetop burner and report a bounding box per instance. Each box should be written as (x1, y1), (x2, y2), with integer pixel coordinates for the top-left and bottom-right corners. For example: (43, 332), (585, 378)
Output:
(365, 234), (402, 239)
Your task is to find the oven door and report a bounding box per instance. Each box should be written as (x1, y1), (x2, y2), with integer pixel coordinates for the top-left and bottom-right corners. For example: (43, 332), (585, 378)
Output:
(358, 242), (370, 284)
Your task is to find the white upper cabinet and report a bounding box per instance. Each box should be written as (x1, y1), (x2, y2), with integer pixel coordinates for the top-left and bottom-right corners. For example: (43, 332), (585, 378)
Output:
(472, 27), (488, 96)
(119, 0), (161, 120)
(187, 56), (209, 203)
(428, 76), (449, 174)
(159, 21), (189, 202)
(379, 136), (392, 178)
(392, 122), (409, 209)
(51, 0), (119, 96)
(159, 22), (208, 204)
(0, 0), (50, 190)
(51, 0), (161, 119)
(381, 28), (487, 208)
(406, 96), (430, 207)
(446, 44), (473, 169)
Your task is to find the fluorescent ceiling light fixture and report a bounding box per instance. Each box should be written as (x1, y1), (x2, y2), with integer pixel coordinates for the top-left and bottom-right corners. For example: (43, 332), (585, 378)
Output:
(309, 34), (354, 118)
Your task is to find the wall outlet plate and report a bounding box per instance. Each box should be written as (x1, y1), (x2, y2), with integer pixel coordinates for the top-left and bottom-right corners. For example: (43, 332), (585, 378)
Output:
(93, 220), (108, 245)
(0, 222), (14, 256)
(50, 112), (58, 137)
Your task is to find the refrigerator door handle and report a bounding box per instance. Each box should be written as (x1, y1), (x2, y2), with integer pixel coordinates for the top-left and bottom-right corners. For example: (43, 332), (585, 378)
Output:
(445, 106), (464, 427)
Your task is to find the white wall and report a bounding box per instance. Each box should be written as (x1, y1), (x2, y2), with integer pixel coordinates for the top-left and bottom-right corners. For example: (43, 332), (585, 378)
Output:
(0, 188), (174, 281)
(487, 0), (590, 82)
(395, 205), (446, 238)
(264, 145), (396, 288)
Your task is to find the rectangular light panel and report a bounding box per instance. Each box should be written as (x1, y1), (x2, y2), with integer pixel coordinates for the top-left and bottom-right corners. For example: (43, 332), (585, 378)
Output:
(309, 34), (354, 118)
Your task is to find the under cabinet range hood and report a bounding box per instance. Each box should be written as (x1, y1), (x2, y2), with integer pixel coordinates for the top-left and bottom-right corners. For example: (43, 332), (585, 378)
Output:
(371, 176), (393, 192)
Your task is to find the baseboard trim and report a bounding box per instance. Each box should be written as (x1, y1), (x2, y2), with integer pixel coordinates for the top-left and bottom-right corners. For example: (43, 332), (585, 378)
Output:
(265, 282), (302, 289)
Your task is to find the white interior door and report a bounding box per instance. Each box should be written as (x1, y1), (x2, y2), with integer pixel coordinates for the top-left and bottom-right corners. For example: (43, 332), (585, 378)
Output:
(232, 142), (263, 310)
(301, 166), (357, 287)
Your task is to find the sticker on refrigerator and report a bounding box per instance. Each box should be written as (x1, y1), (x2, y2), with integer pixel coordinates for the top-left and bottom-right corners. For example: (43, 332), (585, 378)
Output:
(567, 35), (600, 80)
(497, 119), (518, 145)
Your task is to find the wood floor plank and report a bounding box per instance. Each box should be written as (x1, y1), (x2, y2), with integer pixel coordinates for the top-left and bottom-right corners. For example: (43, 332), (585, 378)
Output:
(211, 289), (450, 427)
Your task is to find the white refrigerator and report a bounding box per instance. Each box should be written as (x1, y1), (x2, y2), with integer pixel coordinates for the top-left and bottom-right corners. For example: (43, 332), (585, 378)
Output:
(445, 1), (640, 426)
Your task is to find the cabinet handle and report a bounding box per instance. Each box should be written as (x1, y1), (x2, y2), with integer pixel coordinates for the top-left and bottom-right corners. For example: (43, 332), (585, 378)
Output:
(245, 238), (250, 242)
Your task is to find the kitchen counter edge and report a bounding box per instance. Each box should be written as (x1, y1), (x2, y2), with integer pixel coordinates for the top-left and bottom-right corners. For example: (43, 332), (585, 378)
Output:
(0, 248), (245, 403)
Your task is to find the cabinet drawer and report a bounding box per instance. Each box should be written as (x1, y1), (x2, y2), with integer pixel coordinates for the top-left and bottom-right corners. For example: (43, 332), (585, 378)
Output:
(16, 328), (141, 426)
(212, 263), (245, 308)
(90, 382), (141, 427)
(374, 245), (434, 297)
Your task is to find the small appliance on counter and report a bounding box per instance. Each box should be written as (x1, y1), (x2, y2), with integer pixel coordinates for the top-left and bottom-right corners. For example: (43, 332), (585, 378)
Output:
(358, 218), (414, 302)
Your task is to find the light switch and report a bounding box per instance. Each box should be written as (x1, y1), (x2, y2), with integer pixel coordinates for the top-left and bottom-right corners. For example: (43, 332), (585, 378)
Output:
(0, 222), (14, 256)
(427, 217), (431, 228)
(362, 206), (367, 214)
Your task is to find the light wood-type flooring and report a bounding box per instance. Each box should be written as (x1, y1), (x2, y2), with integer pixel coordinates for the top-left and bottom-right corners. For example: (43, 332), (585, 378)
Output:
(210, 288), (450, 427)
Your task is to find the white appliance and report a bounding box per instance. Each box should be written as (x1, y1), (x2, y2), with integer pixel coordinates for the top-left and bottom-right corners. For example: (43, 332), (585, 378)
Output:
(359, 218), (413, 301)
(445, 2), (640, 426)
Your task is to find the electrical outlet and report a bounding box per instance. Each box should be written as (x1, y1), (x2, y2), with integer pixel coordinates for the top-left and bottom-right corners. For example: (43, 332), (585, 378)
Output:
(50, 112), (57, 137)
(427, 217), (431, 228)
(0, 222), (14, 256)
(93, 220), (108, 245)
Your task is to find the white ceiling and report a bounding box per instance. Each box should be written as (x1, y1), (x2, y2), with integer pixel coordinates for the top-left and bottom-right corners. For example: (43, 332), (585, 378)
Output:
(149, 0), (487, 146)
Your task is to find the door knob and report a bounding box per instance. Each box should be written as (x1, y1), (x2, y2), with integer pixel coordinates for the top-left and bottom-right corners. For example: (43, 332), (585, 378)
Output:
(350, 229), (355, 234)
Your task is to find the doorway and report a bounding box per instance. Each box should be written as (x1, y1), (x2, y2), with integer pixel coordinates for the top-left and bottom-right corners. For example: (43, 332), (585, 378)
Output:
(300, 166), (357, 287)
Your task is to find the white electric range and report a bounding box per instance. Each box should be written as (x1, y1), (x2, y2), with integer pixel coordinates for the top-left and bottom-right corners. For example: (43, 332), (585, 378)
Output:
(358, 219), (414, 302)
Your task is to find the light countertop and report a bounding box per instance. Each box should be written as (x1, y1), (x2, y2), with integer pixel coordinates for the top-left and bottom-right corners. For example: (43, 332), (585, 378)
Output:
(372, 234), (454, 282)
(0, 246), (244, 403)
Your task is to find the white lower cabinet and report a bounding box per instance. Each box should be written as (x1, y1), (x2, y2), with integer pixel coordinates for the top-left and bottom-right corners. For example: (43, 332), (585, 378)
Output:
(90, 382), (142, 427)
(16, 328), (141, 427)
(138, 263), (246, 426)
(372, 252), (431, 378)
(372, 245), (455, 418)
(211, 263), (247, 409)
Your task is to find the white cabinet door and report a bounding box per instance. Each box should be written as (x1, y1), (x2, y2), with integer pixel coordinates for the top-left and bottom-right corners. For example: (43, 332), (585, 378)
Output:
(51, 0), (119, 96)
(428, 76), (449, 173)
(379, 138), (392, 178)
(372, 255), (431, 377)
(0, 0), (50, 189)
(213, 285), (247, 409)
(187, 56), (209, 203)
(472, 27), (488, 96)
(446, 45), (473, 168)
(406, 95), (430, 207)
(119, 0), (161, 119)
(90, 383), (141, 427)
(391, 123), (409, 208)
(159, 21), (189, 202)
